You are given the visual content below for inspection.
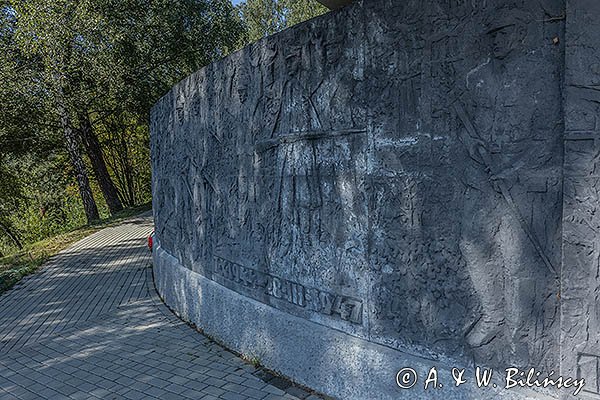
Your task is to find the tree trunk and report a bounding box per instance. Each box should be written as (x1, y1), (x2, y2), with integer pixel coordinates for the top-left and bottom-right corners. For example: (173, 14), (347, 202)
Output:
(0, 220), (23, 250)
(57, 102), (99, 224)
(118, 129), (136, 206)
(78, 113), (123, 215)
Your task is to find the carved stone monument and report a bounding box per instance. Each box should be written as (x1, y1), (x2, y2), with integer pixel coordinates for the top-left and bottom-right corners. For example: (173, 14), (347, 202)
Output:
(151, 1), (599, 398)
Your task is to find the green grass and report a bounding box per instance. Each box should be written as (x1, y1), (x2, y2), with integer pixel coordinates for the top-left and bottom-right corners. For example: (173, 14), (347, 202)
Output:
(0, 202), (152, 294)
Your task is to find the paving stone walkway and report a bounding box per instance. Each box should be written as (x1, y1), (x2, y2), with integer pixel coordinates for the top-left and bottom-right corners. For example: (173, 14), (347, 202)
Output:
(0, 214), (319, 400)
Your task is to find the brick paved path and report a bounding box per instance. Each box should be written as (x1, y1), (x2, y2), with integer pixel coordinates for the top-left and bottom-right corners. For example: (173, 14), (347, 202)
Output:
(0, 214), (317, 400)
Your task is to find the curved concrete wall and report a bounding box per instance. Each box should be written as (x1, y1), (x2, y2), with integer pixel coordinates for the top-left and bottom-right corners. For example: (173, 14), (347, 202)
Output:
(150, 0), (599, 398)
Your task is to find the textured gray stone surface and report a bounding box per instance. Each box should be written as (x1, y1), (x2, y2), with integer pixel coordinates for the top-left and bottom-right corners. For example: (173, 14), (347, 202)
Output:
(154, 240), (556, 400)
(561, 1), (600, 399)
(150, 0), (598, 398)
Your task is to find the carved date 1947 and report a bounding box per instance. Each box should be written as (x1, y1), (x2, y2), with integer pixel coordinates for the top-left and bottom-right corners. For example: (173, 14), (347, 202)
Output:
(214, 256), (363, 325)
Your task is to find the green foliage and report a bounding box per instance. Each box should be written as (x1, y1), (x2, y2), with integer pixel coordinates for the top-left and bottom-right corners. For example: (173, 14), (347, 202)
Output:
(0, 201), (151, 294)
(0, 153), (87, 255)
(0, 265), (37, 294)
(238, 0), (328, 44)
(284, 0), (328, 26)
(98, 113), (152, 206)
(0, 0), (321, 262)
(0, 0), (245, 255)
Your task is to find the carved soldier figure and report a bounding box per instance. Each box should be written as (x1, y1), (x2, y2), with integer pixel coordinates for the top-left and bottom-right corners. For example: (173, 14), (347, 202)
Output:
(458, 7), (560, 367)
(273, 45), (325, 266)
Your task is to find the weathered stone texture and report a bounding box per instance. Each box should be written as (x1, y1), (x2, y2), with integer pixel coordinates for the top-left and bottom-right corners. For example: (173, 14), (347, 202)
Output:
(151, 0), (578, 390)
(561, 0), (600, 398)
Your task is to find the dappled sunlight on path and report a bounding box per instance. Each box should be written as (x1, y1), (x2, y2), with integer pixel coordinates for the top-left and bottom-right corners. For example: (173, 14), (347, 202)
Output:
(0, 214), (311, 400)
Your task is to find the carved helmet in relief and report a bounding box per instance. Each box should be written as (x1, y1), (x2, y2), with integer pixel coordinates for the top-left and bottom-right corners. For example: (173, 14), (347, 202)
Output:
(485, 6), (529, 60)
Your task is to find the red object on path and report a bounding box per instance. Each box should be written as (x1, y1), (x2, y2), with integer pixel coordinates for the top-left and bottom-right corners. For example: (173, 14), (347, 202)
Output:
(148, 230), (154, 251)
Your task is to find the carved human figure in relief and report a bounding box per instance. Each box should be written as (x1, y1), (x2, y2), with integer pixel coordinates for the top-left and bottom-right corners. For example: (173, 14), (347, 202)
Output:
(274, 46), (325, 265)
(459, 8), (558, 367)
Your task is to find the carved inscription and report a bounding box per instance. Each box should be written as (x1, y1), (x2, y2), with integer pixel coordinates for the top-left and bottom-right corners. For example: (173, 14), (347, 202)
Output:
(213, 256), (363, 324)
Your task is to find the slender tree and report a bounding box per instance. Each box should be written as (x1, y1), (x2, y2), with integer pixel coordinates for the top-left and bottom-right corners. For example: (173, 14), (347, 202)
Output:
(56, 92), (100, 222)
(0, 0), (246, 247)
(4, 0), (244, 223)
(78, 113), (123, 214)
(8, 1), (101, 222)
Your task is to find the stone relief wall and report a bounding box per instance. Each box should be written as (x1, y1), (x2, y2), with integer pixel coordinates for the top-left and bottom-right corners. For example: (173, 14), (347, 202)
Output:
(562, 0), (600, 398)
(151, 0), (567, 374)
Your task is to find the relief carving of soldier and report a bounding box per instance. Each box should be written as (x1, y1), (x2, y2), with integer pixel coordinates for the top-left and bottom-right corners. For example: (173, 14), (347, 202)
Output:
(458, 7), (559, 367)
(274, 46), (325, 266)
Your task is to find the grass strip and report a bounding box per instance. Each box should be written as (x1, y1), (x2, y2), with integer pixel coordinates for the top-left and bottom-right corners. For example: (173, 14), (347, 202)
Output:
(0, 202), (152, 294)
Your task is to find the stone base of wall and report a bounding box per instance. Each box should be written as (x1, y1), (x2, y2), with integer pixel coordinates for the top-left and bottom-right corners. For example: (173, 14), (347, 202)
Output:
(153, 243), (554, 400)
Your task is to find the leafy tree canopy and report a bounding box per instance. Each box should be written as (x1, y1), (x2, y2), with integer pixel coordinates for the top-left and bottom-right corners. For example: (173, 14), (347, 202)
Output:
(238, 0), (328, 44)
